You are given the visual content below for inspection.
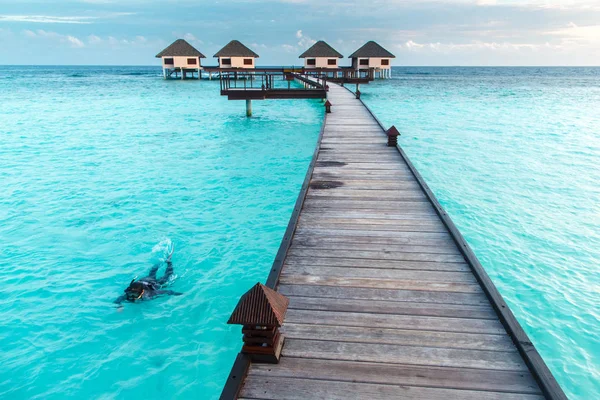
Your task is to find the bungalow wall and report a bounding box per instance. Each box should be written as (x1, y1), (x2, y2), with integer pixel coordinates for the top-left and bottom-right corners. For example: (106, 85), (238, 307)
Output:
(352, 57), (392, 70)
(218, 57), (255, 68)
(303, 57), (339, 69)
(162, 56), (202, 69)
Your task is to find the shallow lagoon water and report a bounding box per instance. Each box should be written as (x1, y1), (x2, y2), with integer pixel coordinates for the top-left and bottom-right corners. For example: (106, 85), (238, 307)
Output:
(0, 66), (322, 399)
(362, 67), (600, 400)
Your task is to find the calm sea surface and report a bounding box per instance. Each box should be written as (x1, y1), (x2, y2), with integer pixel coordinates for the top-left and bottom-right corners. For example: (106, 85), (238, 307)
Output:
(0, 66), (598, 399)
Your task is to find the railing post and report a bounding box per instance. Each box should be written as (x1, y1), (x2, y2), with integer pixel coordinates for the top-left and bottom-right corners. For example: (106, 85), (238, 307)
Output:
(386, 125), (400, 147)
(228, 283), (289, 364)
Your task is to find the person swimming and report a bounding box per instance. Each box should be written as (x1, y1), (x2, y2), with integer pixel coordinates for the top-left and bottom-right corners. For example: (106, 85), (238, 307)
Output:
(115, 247), (182, 306)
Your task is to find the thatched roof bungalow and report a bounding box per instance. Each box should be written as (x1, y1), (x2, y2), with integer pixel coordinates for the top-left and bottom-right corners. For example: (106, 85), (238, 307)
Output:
(214, 40), (259, 69)
(156, 39), (205, 71)
(299, 41), (343, 69)
(349, 41), (395, 72)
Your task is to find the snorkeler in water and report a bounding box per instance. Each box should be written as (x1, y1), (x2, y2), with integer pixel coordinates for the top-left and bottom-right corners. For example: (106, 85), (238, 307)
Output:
(114, 247), (182, 306)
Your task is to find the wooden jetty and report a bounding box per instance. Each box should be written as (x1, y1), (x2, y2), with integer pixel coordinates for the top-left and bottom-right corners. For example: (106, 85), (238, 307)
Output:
(221, 80), (566, 399)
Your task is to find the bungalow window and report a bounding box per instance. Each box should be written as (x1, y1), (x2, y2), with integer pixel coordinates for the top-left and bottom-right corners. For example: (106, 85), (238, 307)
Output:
(164, 58), (174, 65)
(359, 59), (369, 66)
(187, 58), (197, 65)
(243, 58), (253, 65)
(327, 59), (337, 66)
(221, 58), (231, 65)
(306, 59), (316, 66)
(381, 59), (390, 66)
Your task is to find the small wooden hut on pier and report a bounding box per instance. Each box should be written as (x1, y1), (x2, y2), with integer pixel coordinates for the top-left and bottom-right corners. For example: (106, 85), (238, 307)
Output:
(299, 41), (343, 69)
(349, 41), (395, 79)
(214, 40), (259, 69)
(156, 39), (205, 79)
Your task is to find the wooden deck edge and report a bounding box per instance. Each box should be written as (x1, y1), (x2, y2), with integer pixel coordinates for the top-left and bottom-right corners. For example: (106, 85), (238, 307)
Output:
(220, 105), (327, 400)
(346, 86), (567, 400)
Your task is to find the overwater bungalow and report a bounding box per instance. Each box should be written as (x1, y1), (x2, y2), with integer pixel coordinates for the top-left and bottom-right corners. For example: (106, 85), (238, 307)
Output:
(299, 41), (343, 69)
(156, 39), (205, 79)
(349, 41), (395, 79)
(214, 40), (259, 69)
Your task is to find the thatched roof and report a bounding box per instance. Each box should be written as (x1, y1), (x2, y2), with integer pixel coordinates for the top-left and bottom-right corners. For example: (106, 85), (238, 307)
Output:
(228, 283), (289, 327)
(214, 40), (259, 58)
(299, 41), (343, 58)
(349, 41), (395, 58)
(155, 39), (206, 58)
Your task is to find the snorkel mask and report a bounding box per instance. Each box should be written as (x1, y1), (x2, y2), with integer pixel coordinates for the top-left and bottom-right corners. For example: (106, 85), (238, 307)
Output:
(124, 279), (145, 301)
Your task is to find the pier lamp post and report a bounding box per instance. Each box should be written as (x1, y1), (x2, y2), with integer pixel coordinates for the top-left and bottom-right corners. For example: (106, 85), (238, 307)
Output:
(325, 100), (332, 113)
(386, 125), (400, 147)
(227, 283), (289, 364)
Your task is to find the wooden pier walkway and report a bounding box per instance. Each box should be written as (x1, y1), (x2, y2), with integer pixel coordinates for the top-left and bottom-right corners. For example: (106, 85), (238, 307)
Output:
(222, 81), (565, 400)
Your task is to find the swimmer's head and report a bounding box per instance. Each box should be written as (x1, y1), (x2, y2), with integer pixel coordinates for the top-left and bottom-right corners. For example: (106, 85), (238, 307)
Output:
(124, 279), (144, 301)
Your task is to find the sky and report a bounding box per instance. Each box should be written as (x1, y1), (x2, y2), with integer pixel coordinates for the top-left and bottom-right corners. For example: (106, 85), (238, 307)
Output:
(0, 0), (599, 66)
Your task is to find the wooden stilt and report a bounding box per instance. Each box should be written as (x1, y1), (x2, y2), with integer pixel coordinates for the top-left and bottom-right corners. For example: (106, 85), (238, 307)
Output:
(246, 99), (252, 117)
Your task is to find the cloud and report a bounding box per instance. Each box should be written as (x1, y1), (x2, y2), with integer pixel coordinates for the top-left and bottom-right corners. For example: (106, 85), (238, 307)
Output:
(0, 15), (95, 24)
(22, 29), (85, 48)
(296, 30), (316, 49)
(66, 36), (85, 48)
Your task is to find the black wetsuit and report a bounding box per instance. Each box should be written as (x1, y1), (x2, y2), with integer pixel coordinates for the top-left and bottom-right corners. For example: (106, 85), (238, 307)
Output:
(114, 260), (182, 305)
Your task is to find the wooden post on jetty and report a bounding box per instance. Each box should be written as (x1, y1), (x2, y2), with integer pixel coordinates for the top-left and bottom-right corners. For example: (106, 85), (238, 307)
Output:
(228, 283), (289, 364)
(386, 125), (400, 146)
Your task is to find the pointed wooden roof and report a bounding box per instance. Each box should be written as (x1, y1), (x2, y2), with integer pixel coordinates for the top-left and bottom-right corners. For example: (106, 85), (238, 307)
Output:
(349, 41), (395, 58)
(214, 40), (259, 58)
(228, 283), (289, 327)
(299, 41), (343, 58)
(155, 39), (206, 58)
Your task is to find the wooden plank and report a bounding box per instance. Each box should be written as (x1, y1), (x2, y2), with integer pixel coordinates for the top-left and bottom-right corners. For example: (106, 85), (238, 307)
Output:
(278, 284), (489, 305)
(286, 297), (496, 320)
(294, 228), (450, 239)
(287, 248), (465, 263)
(290, 239), (460, 255)
(296, 220), (448, 233)
(285, 309), (504, 335)
(248, 358), (541, 394)
(282, 339), (526, 371)
(284, 256), (469, 272)
(282, 265), (476, 283)
(240, 377), (544, 400)
(280, 275), (481, 293)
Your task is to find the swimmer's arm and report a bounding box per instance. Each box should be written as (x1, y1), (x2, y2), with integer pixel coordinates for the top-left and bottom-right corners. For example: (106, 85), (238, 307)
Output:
(114, 295), (126, 305)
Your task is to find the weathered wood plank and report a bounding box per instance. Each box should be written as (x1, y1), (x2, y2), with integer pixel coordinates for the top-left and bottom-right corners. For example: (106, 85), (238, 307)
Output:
(282, 265), (476, 283)
(280, 275), (481, 293)
(285, 309), (504, 335)
(284, 256), (470, 272)
(286, 297), (496, 320)
(296, 220), (448, 233)
(240, 376), (544, 400)
(248, 358), (541, 395)
(282, 339), (526, 371)
(294, 228), (451, 240)
(278, 284), (489, 305)
(287, 248), (465, 263)
(303, 200), (435, 211)
(291, 239), (460, 255)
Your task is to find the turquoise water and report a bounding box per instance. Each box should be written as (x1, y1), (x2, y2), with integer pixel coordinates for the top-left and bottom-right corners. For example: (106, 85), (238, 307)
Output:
(361, 67), (600, 400)
(1, 66), (598, 400)
(0, 66), (322, 399)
